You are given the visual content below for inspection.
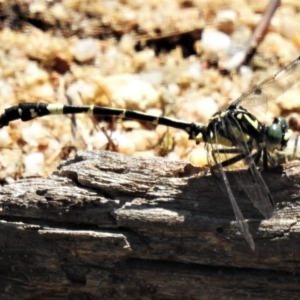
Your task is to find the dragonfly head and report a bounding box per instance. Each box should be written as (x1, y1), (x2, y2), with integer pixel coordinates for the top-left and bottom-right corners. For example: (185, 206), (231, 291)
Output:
(265, 116), (292, 151)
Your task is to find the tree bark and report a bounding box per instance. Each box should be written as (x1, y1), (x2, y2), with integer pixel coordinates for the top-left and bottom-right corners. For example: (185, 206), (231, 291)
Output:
(0, 150), (300, 300)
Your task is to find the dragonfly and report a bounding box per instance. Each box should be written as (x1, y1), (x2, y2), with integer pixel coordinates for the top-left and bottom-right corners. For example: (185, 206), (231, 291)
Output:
(0, 56), (299, 249)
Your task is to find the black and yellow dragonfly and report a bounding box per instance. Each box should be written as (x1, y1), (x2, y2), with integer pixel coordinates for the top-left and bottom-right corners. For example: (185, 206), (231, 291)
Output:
(1, 56), (300, 249)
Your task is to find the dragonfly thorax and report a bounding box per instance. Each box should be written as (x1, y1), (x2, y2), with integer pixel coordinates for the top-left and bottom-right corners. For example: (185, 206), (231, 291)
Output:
(204, 105), (264, 149)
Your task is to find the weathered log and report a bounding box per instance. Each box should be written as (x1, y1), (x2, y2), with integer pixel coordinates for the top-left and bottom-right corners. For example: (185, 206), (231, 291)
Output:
(0, 150), (300, 300)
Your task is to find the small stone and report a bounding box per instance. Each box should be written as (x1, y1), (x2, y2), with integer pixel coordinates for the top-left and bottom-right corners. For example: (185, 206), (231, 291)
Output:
(201, 29), (231, 54)
(187, 61), (203, 81)
(125, 129), (159, 151)
(50, 3), (68, 22)
(113, 131), (136, 155)
(74, 38), (99, 62)
(0, 80), (14, 100)
(103, 74), (160, 110)
(66, 80), (100, 105)
(29, 2), (46, 14)
(277, 89), (300, 111)
(21, 122), (49, 148)
(23, 62), (49, 86)
(188, 147), (207, 167)
(139, 70), (163, 88)
(215, 9), (237, 34)
(30, 82), (55, 99)
(292, 34), (300, 49)
(90, 131), (110, 150)
(177, 96), (219, 124)
(91, 130), (136, 155)
(23, 152), (45, 176)
(0, 129), (12, 147)
(118, 34), (135, 54)
(133, 49), (155, 70)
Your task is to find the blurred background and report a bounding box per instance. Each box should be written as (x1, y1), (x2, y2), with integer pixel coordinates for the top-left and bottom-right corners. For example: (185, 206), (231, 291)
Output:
(0, 0), (299, 182)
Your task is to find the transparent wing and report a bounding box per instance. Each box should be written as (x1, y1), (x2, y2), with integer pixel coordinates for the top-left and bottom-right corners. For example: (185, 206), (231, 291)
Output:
(231, 56), (300, 110)
(205, 110), (279, 249)
(206, 125), (255, 250)
(224, 115), (275, 219)
(241, 154), (274, 218)
(221, 57), (300, 216)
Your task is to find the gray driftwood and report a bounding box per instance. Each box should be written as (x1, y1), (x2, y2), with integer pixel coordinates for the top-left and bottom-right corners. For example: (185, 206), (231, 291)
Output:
(0, 150), (300, 300)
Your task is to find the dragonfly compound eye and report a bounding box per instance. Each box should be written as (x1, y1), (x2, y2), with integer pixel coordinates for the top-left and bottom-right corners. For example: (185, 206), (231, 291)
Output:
(270, 116), (291, 150)
(266, 123), (284, 149)
(273, 116), (288, 132)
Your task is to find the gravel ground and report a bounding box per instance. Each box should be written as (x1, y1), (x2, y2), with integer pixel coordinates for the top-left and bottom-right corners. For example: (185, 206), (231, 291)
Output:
(0, 0), (300, 183)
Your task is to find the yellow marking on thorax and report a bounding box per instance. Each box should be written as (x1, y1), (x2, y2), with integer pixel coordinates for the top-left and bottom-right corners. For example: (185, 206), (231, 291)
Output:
(243, 113), (259, 129)
(207, 133), (233, 147)
(230, 127), (251, 144)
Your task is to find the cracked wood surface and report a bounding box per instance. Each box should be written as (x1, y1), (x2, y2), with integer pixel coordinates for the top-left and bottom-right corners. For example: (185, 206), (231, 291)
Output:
(0, 150), (300, 300)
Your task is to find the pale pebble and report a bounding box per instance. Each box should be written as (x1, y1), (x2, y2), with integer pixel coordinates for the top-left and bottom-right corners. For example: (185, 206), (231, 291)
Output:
(23, 62), (49, 86)
(125, 129), (159, 152)
(74, 38), (99, 62)
(0, 129), (12, 147)
(166, 152), (180, 161)
(277, 89), (300, 111)
(188, 148), (207, 167)
(112, 131), (136, 155)
(215, 9), (237, 33)
(30, 82), (55, 99)
(201, 29), (231, 54)
(90, 131), (110, 149)
(23, 152), (45, 176)
(187, 61), (203, 80)
(21, 122), (49, 147)
(133, 49), (156, 69)
(103, 74), (160, 110)
(29, 2), (46, 14)
(50, 3), (68, 22)
(118, 34), (136, 54)
(102, 0), (118, 10)
(139, 69), (163, 88)
(259, 33), (298, 61)
(145, 108), (162, 117)
(167, 83), (180, 96)
(43, 138), (62, 159)
(177, 96), (219, 123)
(0, 80), (14, 99)
(66, 80), (98, 105)
(91, 130), (135, 155)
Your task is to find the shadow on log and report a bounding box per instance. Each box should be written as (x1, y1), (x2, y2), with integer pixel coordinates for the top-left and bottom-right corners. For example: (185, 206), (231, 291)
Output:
(0, 150), (300, 299)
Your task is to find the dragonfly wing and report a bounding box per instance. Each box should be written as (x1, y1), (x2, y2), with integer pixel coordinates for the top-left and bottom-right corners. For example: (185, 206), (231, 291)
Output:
(224, 115), (275, 219)
(242, 154), (274, 218)
(206, 130), (255, 250)
(231, 56), (300, 111)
